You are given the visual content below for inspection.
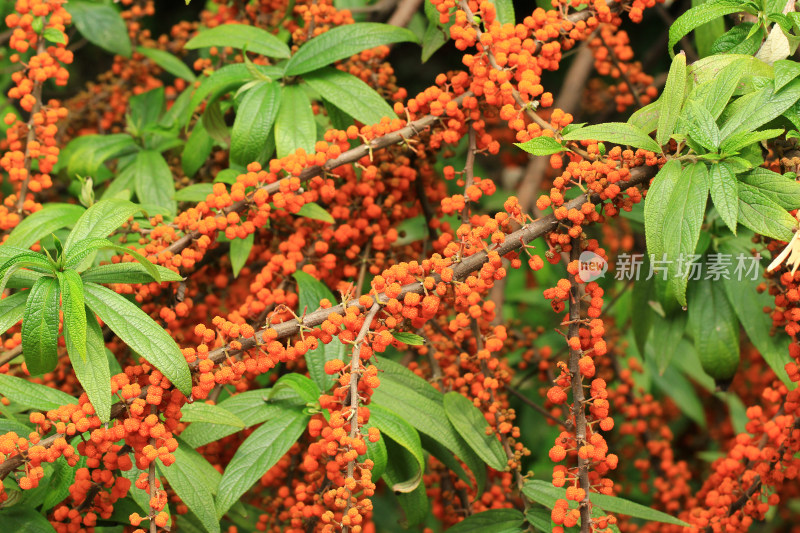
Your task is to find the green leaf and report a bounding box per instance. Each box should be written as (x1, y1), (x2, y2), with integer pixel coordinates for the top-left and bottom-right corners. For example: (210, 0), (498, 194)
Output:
(371, 358), (486, 493)
(80, 263), (183, 285)
(370, 404), (425, 492)
(292, 271), (342, 392)
(285, 23), (418, 76)
(63, 237), (161, 283)
(66, 0), (131, 57)
(131, 150), (176, 215)
(708, 161), (739, 234)
(0, 291), (28, 336)
(182, 124), (215, 178)
(650, 353), (707, 426)
(43, 27), (66, 45)
(0, 506), (57, 532)
(83, 282), (192, 395)
(657, 53), (687, 147)
(687, 56), (748, 119)
(159, 443), (221, 533)
(492, 0), (515, 25)
(136, 46), (196, 82)
(522, 480), (690, 527)
(448, 509), (525, 533)
(57, 270), (87, 362)
(188, 63), (284, 114)
(202, 101), (229, 146)
(63, 133), (138, 180)
(644, 159), (681, 261)
(0, 373), (78, 410)
(42, 456), (85, 511)
(721, 129), (784, 153)
(737, 182), (797, 241)
(628, 100), (660, 133)
(176, 183), (214, 203)
(663, 163), (709, 305)
(720, 80), (800, 140)
(275, 85), (316, 159)
(5, 204), (85, 250)
(128, 88), (165, 133)
(668, 0), (748, 57)
(215, 409), (308, 518)
(181, 390), (284, 447)
(230, 81), (282, 168)
(443, 392), (507, 471)
(296, 202), (335, 223)
(711, 23), (764, 55)
(22, 276), (60, 376)
(646, 311), (686, 375)
(63, 199), (142, 255)
(304, 67), (397, 126)
(181, 402), (246, 428)
(515, 136), (566, 156)
(185, 24), (291, 59)
(684, 100), (720, 150)
(421, 0), (454, 62)
(382, 439), (430, 526)
(562, 122), (661, 153)
(361, 423), (388, 480)
(67, 309), (112, 422)
(774, 59), (800, 91)
(691, 0), (726, 57)
(737, 167), (800, 210)
(269, 373), (321, 405)
(687, 277), (740, 381)
(0, 252), (55, 295)
(391, 331), (425, 345)
(229, 233), (254, 278)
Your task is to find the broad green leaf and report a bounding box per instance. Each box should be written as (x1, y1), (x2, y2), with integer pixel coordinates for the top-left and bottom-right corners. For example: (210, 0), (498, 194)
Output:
(230, 234), (254, 278)
(687, 56), (747, 119)
(774, 59), (800, 91)
(176, 183), (214, 203)
(80, 263), (182, 285)
(63, 133), (138, 180)
(391, 331), (425, 345)
(202, 100), (229, 146)
(293, 270), (343, 392)
(285, 23), (418, 76)
(525, 507), (552, 533)
(628, 100), (660, 133)
(63, 199), (142, 254)
(708, 161), (739, 234)
(67, 309), (111, 422)
(136, 46), (196, 82)
(43, 27), (66, 45)
(492, 0), (515, 25)
(737, 167), (800, 210)
(631, 272), (654, 356)
(185, 24), (291, 59)
(159, 443), (221, 533)
(443, 392), (507, 471)
(181, 402), (245, 428)
(0, 418), (33, 435)
(711, 23), (764, 56)
(720, 79), (800, 140)
(130, 150), (176, 214)
(361, 423), (388, 480)
(421, 0), (454, 62)
(687, 277), (740, 381)
(63, 237), (161, 283)
(370, 404), (424, 492)
(0, 373), (78, 410)
(0, 252), (55, 295)
(663, 163), (709, 305)
(128, 88), (165, 133)
(515, 136), (565, 156)
(650, 354), (707, 426)
(657, 53), (687, 147)
(448, 509), (525, 533)
(275, 85), (316, 158)
(269, 373), (320, 405)
(522, 480), (690, 527)
(57, 271), (87, 362)
(304, 67), (397, 126)
(371, 358), (486, 493)
(646, 311), (686, 375)
(0, 506), (58, 532)
(182, 125), (215, 178)
(669, 0), (748, 57)
(215, 409), (308, 518)
(188, 63), (284, 114)
(562, 122), (660, 153)
(382, 440), (430, 526)
(684, 100), (720, 150)
(21, 277), (60, 376)
(296, 202), (335, 223)
(83, 282), (192, 395)
(41, 456), (85, 511)
(230, 81), (282, 168)
(122, 462), (173, 528)
(66, 0), (131, 57)
(181, 390), (284, 447)
(721, 129), (784, 153)
(692, 0), (726, 57)
(737, 182), (797, 241)
(6, 204), (85, 250)
(0, 291), (29, 336)
(644, 159), (681, 260)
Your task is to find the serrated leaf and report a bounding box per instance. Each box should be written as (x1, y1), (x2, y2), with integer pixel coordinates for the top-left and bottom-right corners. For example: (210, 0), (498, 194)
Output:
(188, 63), (284, 115)
(711, 23), (764, 55)
(687, 56), (748, 119)
(657, 53), (687, 147)
(57, 270), (86, 362)
(230, 81), (281, 168)
(83, 282), (192, 395)
(692, 0), (727, 57)
(0, 291), (28, 336)
(22, 276), (60, 376)
(737, 182), (797, 241)
(269, 373), (320, 405)
(774, 58), (800, 91)
(128, 87), (165, 133)
(275, 85), (316, 159)
(448, 509), (525, 533)
(63, 237), (161, 283)
(663, 163), (709, 306)
(627, 100), (659, 133)
(0, 506), (58, 532)
(720, 79), (800, 140)
(443, 392), (507, 471)
(0, 252), (55, 295)
(421, 0), (454, 62)
(370, 404), (424, 492)
(562, 122), (660, 153)
(215, 408), (308, 518)
(182, 124), (215, 178)
(130, 150), (176, 215)
(295, 202), (334, 223)
(66, 0), (131, 57)
(644, 159), (682, 261)
(391, 331), (425, 345)
(63, 133), (138, 180)
(669, 0), (749, 57)
(708, 161), (738, 234)
(67, 309), (111, 422)
(80, 263), (182, 285)
(230, 234), (254, 278)
(0, 373), (78, 410)
(185, 24), (291, 59)
(687, 277), (740, 381)
(43, 27), (66, 45)
(514, 136), (565, 156)
(5, 204), (86, 250)
(181, 402), (245, 428)
(721, 129), (784, 153)
(136, 46), (196, 82)
(176, 183), (214, 203)
(304, 67), (397, 126)
(684, 100), (720, 150)
(159, 442), (221, 533)
(42, 456), (85, 511)
(737, 167), (800, 210)
(285, 23), (418, 76)
(63, 199), (142, 255)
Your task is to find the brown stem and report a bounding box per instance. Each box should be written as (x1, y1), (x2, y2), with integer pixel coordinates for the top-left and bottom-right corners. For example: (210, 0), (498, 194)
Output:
(386, 0), (423, 27)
